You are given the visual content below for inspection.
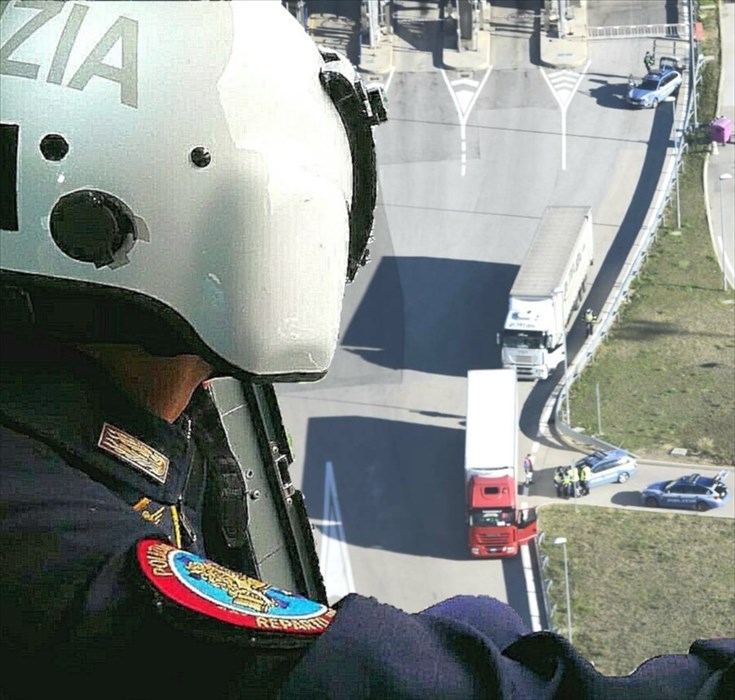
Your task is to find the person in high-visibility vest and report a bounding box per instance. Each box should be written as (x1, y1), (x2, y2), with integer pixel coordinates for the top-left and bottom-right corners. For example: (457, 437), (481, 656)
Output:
(580, 464), (592, 495)
(553, 467), (565, 498)
(570, 464), (580, 497)
(584, 308), (597, 337)
(562, 468), (573, 499)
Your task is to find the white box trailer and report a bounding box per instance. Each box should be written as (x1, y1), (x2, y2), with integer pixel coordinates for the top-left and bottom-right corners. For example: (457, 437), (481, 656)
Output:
(499, 206), (594, 380)
(464, 369), (536, 558)
(464, 368), (518, 477)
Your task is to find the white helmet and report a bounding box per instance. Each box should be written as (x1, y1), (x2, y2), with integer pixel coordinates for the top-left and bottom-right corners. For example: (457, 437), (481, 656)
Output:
(0, 1), (386, 381)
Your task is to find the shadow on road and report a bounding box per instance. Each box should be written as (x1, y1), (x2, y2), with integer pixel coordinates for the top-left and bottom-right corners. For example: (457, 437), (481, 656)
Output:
(302, 415), (470, 559)
(341, 257), (517, 376)
(588, 80), (632, 110)
(611, 491), (644, 507)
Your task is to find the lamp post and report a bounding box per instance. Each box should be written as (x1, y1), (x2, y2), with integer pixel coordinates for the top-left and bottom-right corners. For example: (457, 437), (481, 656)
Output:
(553, 536), (573, 643)
(719, 173), (732, 291)
(688, 0), (697, 128)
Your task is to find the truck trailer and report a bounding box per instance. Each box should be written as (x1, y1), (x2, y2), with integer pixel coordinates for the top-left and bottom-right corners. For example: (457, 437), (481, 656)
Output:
(500, 206), (594, 380)
(464, 369), (537, 558)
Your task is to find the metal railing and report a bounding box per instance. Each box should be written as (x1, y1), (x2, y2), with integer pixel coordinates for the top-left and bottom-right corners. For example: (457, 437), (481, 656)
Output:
(587, 23), (686, 40)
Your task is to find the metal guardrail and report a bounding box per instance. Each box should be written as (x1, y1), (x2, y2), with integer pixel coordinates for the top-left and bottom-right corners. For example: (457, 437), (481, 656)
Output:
(528, 532), (553, 631)
(535, 0), (701, 632)
(587, 23), (686, 40)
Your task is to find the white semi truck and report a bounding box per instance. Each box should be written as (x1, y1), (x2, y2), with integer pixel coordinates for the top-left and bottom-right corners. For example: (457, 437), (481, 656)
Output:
(499, 206), (594, 380)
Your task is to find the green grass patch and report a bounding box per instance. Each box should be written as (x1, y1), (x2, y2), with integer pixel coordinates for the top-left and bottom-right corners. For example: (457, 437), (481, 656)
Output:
(569, 6), (735, 465)
(538, 504), (735, 676)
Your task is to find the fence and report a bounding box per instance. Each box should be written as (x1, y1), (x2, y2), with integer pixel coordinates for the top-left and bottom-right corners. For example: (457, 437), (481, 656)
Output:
(586, 23), (686, 40)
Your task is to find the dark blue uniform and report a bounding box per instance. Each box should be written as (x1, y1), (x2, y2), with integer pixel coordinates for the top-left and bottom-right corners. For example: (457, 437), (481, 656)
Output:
(2, 339), (733, 699)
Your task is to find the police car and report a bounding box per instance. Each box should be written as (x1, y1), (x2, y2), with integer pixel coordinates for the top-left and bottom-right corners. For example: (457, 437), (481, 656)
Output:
(641, 471), (730, 511)
(573, 449), (638, 489)
(626, 56), (683, 109)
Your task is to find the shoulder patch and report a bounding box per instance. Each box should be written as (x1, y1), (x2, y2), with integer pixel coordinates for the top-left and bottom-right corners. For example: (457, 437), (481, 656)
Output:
(137, 539), (335, 634)
(98, 423), (169, 483)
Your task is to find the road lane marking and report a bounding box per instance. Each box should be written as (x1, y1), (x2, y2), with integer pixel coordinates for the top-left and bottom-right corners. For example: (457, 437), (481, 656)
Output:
(540, 61), (591, 170)
(520, 541), (542, 631)
(384, 66), (395, 94)
(319, 461), (355, 603)
(441, 66), (493, 177)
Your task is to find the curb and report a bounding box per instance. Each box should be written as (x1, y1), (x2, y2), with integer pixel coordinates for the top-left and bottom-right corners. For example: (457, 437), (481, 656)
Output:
(358, 34), (394, 76)
(441, 27), (492, 72)
(703, 0), (732, 289)
(538, 0), (589, 69)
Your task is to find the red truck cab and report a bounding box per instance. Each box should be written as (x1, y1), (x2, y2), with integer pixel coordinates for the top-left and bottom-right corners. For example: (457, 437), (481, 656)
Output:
(467, 474), (537, 558)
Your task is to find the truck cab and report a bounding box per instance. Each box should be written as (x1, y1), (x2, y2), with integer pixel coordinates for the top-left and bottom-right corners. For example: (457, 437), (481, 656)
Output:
(499, 207), (593, 380)
(467, 473), (538, 558)
(499, 299), (567, 380)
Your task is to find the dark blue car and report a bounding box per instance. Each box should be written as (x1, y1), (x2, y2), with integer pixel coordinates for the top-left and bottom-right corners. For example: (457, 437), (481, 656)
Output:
(641, 471), (730, 511)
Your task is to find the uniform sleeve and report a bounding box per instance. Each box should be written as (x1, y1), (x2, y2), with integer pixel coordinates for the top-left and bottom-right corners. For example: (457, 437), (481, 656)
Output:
(280, 594), (735, 699)
(1, 425), (163, 653)
(0, 427), (305, 699)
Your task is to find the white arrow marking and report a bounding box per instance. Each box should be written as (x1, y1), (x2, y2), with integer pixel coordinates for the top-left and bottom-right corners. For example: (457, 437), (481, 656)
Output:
(442, 67), (493, 176)
(540, 61), (591, 171)
(450, 77), (480, 89)
(454, 89), (475, 116)
(319, 461), (355, 603)
(546, 68), (585, 109)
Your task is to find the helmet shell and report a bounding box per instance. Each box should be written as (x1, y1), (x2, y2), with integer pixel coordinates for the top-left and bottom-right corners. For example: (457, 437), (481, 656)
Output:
(0, 1), (354, 379)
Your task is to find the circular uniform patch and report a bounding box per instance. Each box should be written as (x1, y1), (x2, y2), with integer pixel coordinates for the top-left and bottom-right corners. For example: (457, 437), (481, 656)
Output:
(137, 539), (335, 634)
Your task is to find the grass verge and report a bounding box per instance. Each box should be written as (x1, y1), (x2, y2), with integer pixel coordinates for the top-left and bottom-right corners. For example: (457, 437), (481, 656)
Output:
(568, 3), (735, 465)
(538, 504), (735, 676)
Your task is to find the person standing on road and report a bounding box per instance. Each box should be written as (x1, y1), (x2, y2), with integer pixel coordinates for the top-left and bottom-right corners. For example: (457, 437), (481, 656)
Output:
(554, 466), (565, 497)
(580, 464), (592, 496)
(644, 50), (655, 73)
(584, 308), (597, 337)
(570, 463), (581, 497)
(561, 467), (573, 499)
(523, 453), (535, 486)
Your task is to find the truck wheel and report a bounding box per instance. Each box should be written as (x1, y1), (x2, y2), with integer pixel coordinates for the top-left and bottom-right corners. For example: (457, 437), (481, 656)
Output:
(695, 501), (708, 512)
(617, 472), (630, 484)
(644, 497), (658, 507)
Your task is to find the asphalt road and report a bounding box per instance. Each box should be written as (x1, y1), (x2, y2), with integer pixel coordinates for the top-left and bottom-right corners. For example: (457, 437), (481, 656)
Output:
(277, 0), (731, 618)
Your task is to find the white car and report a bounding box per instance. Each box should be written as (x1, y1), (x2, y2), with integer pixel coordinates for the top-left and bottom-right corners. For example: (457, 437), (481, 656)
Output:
(626, 57), (683, 109)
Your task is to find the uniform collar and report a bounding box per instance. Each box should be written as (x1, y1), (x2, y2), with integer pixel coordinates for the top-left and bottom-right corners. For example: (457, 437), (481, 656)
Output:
(0, 336), (193, 504)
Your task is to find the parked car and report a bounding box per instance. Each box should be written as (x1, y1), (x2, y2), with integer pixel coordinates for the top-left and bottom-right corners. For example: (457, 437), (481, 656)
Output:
(641, 471), (730, 511)
(626, 57), (682, 109)
(573, 449), (638, 489)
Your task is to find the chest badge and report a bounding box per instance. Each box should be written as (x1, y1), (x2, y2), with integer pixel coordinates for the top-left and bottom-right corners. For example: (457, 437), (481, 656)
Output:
(97, 422), (170, 484)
